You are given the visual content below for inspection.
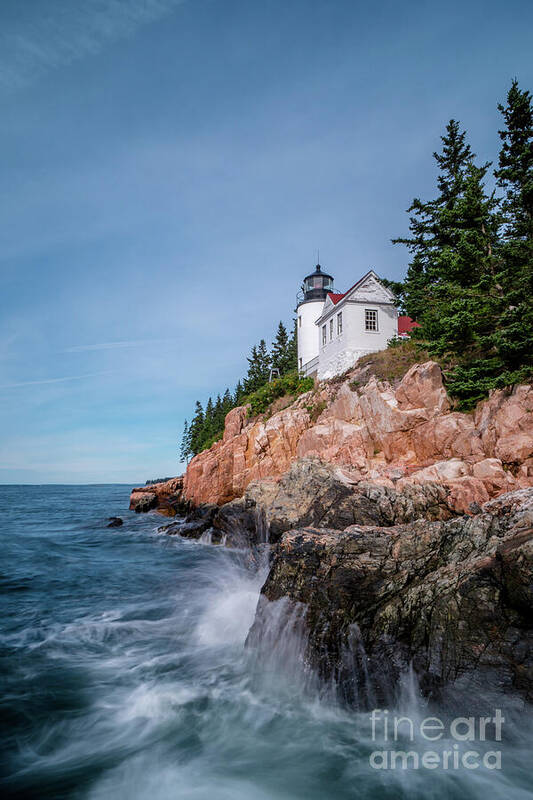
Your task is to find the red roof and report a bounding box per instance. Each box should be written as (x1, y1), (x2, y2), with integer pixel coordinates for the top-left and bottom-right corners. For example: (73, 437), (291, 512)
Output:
(327, 292), (346, 305)
(398, 316), (420, 334)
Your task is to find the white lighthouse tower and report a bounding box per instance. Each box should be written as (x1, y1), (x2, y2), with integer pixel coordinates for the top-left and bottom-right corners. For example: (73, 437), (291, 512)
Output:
(296, 263), (334, 376)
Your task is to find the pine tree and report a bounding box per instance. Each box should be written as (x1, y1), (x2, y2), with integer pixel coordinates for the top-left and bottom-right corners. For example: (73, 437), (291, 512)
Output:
(202, 396), (215, 448)
(188, 401), (204, 456)
(496, 80), (533, 248)
(222, 388), (233, 414)
(420, 161), (501, 361)
(393, 119), (475, 320)
(234, 380), (245, 405)
(244, 340), (271, 392)
(213, 393), (225, 432)
(394, 118), (506, 406)
(179, 419), (190, 463)
(256, 339), (271, 383)
(287, 318), (298, 373)
(490, 80), (533, 383)
(244, 345), (260, 393)
(271, 321), (290, 375)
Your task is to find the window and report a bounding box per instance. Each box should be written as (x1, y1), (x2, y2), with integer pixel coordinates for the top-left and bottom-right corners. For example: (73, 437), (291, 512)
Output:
(337, 312), (342, 335)
(322, 325), (326, 346)
(299, 357), (302, 369)
(298, 316), (302, 327)
(329, 319), (334, 340)
(365, 309), (378, 331)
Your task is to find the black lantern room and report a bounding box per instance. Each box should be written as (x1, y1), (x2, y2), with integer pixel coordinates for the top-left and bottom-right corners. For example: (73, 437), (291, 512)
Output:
(298, 264), (334, 306)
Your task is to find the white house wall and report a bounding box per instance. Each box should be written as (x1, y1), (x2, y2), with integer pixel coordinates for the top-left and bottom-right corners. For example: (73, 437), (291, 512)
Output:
(317, 302), (398, 380)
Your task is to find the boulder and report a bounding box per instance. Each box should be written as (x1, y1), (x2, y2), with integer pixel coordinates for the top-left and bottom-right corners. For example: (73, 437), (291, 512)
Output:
(129, 477), (186, 515)
(162, 504), (217, 539)
(395, 360), (451, 414)
(129, 491), (158, 513)
(249, 488), (533, 705)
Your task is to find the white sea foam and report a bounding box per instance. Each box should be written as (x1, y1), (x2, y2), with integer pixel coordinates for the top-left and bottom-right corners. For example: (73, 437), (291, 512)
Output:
(5, 485), (533, 800)
(194, 563), (267, 647)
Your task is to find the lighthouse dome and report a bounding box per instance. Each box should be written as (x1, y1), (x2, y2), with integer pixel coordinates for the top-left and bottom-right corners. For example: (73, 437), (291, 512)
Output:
(298, 264), (334, 305)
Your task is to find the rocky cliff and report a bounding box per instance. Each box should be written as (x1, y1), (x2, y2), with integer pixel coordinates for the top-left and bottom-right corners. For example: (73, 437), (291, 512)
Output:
(152, 458), (533, 705)
(249, 485), (533, 705)
(181, 360), (533, 512)
(127, 358), (533, 704)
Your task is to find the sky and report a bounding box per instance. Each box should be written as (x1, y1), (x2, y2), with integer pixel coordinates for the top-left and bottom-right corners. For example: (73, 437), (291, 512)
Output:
(1, 0), (532, 484)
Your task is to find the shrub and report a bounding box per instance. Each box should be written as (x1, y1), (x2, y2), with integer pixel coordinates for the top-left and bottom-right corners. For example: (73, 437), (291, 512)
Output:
(306, 399), (327, 422)
(246, 371), (314, 416)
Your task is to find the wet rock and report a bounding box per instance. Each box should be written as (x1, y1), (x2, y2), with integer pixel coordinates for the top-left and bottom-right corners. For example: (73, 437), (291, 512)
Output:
(107, 517), (123, 527)
(250, 488), (533, 706)
(212, 496), (269, 549)
(130, 492), (158, 513)
(129, 477), (187, 516)
(163, 504), (217, 539)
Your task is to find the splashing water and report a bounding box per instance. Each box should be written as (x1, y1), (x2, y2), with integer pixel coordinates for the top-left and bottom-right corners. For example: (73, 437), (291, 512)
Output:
(1, 485), (532, 799)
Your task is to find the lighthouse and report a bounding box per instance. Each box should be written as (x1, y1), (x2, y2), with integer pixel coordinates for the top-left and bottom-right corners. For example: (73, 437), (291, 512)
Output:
(296, 263), (334, 375)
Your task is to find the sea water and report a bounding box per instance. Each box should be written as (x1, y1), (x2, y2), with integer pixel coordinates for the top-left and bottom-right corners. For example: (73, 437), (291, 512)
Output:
(1, 484), (532, 799)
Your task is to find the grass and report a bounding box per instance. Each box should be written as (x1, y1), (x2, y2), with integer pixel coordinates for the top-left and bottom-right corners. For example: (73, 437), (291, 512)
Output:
(352, 339), (432, 387)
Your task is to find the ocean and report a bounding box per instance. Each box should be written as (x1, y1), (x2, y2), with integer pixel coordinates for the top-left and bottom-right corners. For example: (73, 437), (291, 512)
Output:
(1, 484), (532, 799)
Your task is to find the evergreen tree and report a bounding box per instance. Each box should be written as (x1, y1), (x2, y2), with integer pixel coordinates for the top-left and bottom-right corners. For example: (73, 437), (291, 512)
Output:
(244, 340), (271, 392)
(287, 318), (298, 373)
(244, 345), (260, 393)
(496, 80), (533, 248)
(271, 321), (290, 375)
(222, 388), (233, 414)
(256, 339), (271, 382)
(442, 82), (533, 401)
(234, 380), (245, 405)
(393, 119), (475, 320)
(380, 278), (406, 313)
(418, 161), (501, 361)
(179, 419), (190, 463)
(394, 118), (506, 405)
(490, 80), (533, 383)
(213, 393), (225, 432)
(202, 396), (215, 448)
(188, 401), (204, 456)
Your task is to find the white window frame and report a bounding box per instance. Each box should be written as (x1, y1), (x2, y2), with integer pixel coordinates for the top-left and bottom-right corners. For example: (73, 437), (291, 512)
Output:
(337, 312), (342, 335)
(322, 325), (327, 346)
(329, 318), (334, 340)
(365, 309), (378, 332)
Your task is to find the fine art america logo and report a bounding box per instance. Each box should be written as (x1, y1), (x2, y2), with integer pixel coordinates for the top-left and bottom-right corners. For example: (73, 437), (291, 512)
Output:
(369, 709), (504, 770)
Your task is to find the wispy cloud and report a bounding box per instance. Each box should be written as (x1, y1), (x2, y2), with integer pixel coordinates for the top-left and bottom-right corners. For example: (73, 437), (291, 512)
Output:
(0, 371), (111, 389)
(0, 0), (185, 91)
(64, 338), (176, 353)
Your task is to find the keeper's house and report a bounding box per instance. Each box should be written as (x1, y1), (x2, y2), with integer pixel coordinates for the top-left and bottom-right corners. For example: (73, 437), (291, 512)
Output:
(296, 263), (417, 380)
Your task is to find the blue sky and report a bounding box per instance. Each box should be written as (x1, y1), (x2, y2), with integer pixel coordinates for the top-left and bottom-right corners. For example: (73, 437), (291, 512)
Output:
(1, 0), (531, 484)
